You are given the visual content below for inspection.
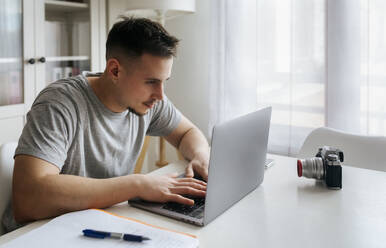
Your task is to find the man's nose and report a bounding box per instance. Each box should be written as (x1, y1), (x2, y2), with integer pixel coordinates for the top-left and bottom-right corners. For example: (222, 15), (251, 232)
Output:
(154, 83), (164, 100)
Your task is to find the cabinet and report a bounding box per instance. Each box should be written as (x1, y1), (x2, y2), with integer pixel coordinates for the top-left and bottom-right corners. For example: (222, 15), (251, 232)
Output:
(0, 0), (106, 145)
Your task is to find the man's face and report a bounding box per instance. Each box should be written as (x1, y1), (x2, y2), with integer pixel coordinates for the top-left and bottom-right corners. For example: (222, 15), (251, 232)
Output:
(115, 53), (173, 115)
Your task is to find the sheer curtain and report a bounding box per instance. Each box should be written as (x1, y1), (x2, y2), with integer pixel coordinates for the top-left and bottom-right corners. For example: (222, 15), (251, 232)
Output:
(209, 0), (386, 156)
(209, 0), (258, 128)
(210, 0), (325, 156)
(361, 0), (386, 136)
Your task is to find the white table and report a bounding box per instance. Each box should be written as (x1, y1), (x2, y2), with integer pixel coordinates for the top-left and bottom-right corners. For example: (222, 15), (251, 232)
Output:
(1, 154), (386, 247)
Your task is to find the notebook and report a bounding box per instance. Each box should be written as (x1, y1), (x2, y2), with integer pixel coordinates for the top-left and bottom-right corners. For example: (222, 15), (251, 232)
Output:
(0, 209), (198, 248)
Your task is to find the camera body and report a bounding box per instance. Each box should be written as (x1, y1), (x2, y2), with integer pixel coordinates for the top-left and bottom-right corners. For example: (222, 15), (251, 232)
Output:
(297, 146), (343, 189)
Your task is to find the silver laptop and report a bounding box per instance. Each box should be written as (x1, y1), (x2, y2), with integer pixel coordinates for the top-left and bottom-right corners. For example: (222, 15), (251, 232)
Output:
(129, 107), (272, 226)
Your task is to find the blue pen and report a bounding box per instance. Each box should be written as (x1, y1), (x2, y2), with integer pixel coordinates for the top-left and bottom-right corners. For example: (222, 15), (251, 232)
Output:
(82, 229), (151, 242)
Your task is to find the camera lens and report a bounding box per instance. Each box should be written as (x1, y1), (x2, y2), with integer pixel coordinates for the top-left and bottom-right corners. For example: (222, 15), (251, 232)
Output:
(297, 160), (303, 177)
(297, 157), (324, 180)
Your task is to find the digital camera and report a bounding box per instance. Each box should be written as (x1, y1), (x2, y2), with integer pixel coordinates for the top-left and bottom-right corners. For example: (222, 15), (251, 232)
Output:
(297, 146), (343, 189)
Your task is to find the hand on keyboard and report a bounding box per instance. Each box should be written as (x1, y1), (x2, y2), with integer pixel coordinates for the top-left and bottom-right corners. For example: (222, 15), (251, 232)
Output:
(185, 152), (209, 182)
(136, 173), (207, 206)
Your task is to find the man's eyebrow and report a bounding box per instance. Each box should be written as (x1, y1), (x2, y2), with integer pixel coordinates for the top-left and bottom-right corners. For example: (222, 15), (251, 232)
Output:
(145, 77), (170, 82)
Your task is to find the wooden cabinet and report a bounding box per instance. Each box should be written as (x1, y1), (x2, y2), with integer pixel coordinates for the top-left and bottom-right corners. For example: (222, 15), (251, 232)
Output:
(0, 0), (106, 145)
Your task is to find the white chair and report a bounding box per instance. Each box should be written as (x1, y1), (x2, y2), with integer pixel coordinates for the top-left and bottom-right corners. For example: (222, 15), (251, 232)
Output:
(0, 142), (17, 235)
(298, 127), (386, 172)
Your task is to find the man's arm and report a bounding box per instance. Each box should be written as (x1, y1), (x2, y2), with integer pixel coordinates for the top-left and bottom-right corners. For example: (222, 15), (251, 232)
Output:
(165, 115), (210, 181)
(12, 155), (206, 223)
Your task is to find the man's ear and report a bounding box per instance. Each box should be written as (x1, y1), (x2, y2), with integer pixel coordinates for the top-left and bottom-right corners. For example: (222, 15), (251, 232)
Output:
(112, 67), (118, 77)
(106, 58), (120, 82)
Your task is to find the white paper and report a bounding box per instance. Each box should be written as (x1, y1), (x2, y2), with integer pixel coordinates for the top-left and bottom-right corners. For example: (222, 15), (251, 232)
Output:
(1, 209), (198, 248)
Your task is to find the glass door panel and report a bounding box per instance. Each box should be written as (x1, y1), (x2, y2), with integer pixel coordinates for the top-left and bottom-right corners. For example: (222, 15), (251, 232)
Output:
(46, 60), (90, 83)
(0, 0), (23, 106)
(44, 0), (90, 85)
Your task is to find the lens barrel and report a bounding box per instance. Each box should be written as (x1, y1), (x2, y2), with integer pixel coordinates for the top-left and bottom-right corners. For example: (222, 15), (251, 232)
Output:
(297, 157), (324, 180)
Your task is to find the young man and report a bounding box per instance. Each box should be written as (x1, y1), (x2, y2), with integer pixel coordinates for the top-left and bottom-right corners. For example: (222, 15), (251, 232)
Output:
(2, 17), (210, 233)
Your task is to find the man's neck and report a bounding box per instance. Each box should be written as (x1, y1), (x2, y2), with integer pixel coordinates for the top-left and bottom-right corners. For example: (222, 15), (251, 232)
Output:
(88, 74), (127, 113)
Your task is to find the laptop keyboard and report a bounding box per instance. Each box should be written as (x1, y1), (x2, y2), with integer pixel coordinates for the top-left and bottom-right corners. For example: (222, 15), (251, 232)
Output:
(162, 197), (205, 217)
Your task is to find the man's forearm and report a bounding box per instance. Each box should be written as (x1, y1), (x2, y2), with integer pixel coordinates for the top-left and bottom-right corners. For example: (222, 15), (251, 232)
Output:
(13, 173), (143, 223)
(178, 127), (210, 161)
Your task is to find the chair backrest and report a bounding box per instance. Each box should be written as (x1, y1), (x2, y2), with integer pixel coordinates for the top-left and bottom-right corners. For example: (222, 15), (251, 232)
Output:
(298, 127), (386, 172)
(0, 142), (17, 235)
(133, 136), (150, 174)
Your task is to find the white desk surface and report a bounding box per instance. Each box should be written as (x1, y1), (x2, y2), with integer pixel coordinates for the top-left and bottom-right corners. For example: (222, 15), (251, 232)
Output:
(1, 154), (386, 247)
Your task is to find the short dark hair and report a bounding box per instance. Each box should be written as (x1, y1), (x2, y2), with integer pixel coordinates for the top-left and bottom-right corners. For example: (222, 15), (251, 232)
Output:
(106, 16), (179, 61)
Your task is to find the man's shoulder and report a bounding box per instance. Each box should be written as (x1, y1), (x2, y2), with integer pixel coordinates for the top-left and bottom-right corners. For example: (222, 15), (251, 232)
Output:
(34, 76), (87, 111)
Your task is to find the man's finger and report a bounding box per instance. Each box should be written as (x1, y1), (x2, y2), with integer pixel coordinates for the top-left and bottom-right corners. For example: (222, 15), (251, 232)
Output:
(167, 194), (194, 205)
(173, 182), (207, 190)
(185, 164), (194, 178)
(177, 177), (207, 186)
(170, 186), (206, 197)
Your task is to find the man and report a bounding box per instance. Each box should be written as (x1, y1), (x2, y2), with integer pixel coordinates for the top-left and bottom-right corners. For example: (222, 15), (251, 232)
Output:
(2, 17), (210, 233)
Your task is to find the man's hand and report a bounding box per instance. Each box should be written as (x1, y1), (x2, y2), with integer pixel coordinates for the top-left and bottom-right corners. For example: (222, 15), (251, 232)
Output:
(185, 151), (209, 181)
(136, 174), (207, 205)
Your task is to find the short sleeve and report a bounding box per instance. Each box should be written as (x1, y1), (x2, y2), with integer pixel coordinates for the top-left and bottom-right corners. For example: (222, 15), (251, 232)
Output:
(146, 96), (181, 137)
(14, 102), (75, 170)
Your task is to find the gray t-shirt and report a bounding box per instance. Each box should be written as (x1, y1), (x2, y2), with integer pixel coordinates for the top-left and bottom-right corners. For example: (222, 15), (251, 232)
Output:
(2, 72), (181, 233)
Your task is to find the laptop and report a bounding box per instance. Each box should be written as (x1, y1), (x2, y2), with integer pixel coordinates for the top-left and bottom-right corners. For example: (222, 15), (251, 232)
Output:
(129, 106), (272, 226)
